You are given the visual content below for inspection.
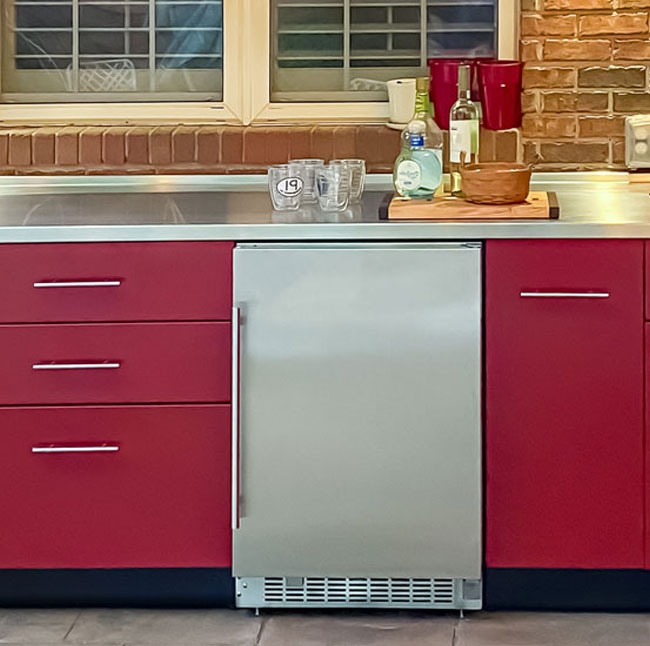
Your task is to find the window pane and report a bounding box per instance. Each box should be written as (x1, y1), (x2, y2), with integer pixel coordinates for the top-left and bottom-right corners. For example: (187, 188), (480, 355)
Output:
(1, 0), (223, 102)
(271, 0), (496, 102)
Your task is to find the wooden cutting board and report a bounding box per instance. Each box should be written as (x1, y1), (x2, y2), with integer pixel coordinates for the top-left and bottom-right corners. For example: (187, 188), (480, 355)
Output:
(379, 191), (559, 220)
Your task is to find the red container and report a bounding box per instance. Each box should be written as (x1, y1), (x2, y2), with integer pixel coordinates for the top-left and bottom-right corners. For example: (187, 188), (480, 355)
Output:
(478, 60), (524, 131)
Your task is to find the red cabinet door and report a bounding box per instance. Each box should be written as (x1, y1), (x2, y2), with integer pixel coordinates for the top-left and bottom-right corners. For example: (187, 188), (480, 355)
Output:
(0, 242), (233, 323)
(0, 322), (230, 405)
(486, 240), (644, 569)
(0, 405), (231, 568)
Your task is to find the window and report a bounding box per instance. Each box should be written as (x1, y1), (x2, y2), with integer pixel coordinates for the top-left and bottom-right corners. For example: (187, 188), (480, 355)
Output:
(271, 0), (497, 103)
(0, 0), (517, 123)
(1, 0), (223, 101)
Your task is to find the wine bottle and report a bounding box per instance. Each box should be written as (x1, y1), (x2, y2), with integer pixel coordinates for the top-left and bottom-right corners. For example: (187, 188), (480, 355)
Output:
(449, 65), (480, 197)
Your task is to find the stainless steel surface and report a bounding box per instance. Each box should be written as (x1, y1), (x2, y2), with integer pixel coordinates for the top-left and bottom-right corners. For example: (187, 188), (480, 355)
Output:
(32, 362), (121, 370)
(0, 172), (647, 241)
(33, 280), (122, 288)
(236, 576), (482, 610)
(520, 291), (610, 298)
(232, 305), (241, 532)
(32, 445), (120, 453)
(233, 242), (482, 606)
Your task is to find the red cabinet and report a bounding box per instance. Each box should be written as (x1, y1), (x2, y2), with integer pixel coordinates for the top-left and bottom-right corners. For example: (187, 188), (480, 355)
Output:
(486, 240), (645, 569)
(0, 241), (234, 571)
(0, 405), (231, 568)
(0, 242), (233, 323)
(0, 322), (230, 405)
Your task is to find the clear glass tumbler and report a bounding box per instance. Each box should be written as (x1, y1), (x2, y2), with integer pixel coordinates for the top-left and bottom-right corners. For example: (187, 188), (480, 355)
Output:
(330, 159), (366, 203)
(288, 159), (324, 203)
(316, 165), (350, 212)
(268, 164), (303, 211)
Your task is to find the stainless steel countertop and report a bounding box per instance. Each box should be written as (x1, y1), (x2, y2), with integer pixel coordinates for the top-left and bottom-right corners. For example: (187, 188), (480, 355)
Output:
(0, 172), (647, 242)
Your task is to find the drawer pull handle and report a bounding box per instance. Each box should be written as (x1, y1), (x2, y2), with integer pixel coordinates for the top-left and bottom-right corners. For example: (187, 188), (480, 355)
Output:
(32, 445), (120, 454)
(520, 291), (610, 299)
(33, 280), (122, 288)
(32, 362), (121, 371)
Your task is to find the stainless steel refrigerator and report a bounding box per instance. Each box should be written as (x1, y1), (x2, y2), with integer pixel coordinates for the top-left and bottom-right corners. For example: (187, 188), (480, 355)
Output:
(232, 242), (482, 610)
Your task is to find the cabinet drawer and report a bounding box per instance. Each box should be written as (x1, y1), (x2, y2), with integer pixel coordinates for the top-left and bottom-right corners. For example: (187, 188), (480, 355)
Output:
(0, 242), (233, 323)
(0, 405), (230, 568)
(0, 322), (230, 405)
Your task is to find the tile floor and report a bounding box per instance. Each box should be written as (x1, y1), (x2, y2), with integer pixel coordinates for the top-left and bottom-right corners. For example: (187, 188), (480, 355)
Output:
(0, 609), (648, 645)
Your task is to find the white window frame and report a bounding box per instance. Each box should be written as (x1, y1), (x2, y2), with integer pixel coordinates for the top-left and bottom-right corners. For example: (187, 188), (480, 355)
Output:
(0, 0), (519, 125)
(246, 0), (519, 125)
(0, 0), (245, 124)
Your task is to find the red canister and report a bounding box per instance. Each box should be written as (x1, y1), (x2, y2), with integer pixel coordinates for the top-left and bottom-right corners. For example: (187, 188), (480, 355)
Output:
(477, 60), (524, 131)
(428, 58), (491, 129)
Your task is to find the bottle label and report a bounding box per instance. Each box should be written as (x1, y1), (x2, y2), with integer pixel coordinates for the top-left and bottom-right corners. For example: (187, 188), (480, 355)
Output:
(410, 134), (424, 147)
(450, 120), (479, 164)
(396, 159), (422, 191)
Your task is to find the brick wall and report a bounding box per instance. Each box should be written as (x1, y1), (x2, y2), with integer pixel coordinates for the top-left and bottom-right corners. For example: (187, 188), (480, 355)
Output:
(0, 124), (518, 175)
(521, 0), (650, 168)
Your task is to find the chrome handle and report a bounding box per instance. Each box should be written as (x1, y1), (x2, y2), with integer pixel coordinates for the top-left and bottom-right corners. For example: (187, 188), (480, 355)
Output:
(232, 305), (241, 530)
(32, 444), (119, 454)
(33, 280), (122, 288)
(32, 362), (121, 371)
(520, 291), (610, 299)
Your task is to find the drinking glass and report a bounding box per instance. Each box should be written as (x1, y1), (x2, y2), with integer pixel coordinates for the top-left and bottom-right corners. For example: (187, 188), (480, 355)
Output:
(268, 164), (303, 211)
(316, 165), (350, 212)
(288, 158), (324, 203)
(330, 159), (366, 202)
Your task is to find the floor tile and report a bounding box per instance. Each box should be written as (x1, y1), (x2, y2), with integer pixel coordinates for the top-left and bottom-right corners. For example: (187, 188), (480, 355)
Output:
(456, 611), (650, 646)
(257, 610), (457, 646)
(64, 609), (261, 646)
(0, 609), (79, 644)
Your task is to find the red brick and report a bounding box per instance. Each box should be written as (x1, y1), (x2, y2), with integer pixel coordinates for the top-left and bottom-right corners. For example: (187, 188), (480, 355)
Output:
(332, 126), (358, 159)
(579, 13), (648, 35)
(543, 39), (611, 61)
(172, 126), (196, 164)
(79, 127), (104, 166)
(126, 127), (149, 166)
(578, 116), (625, 137)
(8, 130), (33, 166)
(102, 128), (127, 165)
(543, 91), (609, 111)
(311, 127), (335, 161)
(613, 39), (650, 60)
(32, 128), (56, 166)
(522, 114), (577, 137)
(495, 130), (520, 162)
(149, 127), (173, 166)
(539, 142), (609, 163)
(522, 91), (539, 113)
(221, 128), (243, 164)
(578, 65), (646, 87)
(55, 127), (80, 166)
(521, 14), (577, 36)
(197, 127), (221, 165)
(0, 131), (8, 166)
(521, 40), (543, 61)
(523, 67), (576, 88)
(288, 127), (312, 160)
(545, 0), (612, 9)
(613, 92), (650, 111)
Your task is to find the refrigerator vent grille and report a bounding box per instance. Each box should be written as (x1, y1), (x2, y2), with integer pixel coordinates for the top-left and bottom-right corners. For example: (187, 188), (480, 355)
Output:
(262, 577), (456, 606)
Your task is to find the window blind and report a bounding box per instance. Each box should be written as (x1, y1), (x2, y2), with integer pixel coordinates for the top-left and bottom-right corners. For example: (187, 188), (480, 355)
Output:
(271, 0), (496, 102)
(2, 0), (223, 100)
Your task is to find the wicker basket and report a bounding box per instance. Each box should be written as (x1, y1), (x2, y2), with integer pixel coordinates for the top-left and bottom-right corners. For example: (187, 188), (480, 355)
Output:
(459, 162), (532, 205)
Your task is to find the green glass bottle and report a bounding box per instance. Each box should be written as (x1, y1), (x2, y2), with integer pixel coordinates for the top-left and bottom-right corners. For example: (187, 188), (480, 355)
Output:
(393, 77), (443, 199)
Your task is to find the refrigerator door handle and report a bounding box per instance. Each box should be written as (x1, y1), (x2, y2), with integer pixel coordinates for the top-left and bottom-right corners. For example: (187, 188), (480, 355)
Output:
(232, 305), (241, 530)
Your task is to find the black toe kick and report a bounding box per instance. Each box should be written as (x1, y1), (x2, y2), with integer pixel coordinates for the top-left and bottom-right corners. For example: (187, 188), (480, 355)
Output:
(0, 568), (235, 608)
(485, 568), (650, 611)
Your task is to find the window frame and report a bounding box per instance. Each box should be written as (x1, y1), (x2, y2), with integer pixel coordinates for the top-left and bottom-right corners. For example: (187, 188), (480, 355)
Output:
(247, 0), (519, 125)
(0, 0), (244, 124)
(0, 0), (519, 125)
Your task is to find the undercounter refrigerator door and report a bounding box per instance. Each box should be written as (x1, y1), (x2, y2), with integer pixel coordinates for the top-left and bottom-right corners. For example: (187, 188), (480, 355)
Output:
(232, 243), (482, 595)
